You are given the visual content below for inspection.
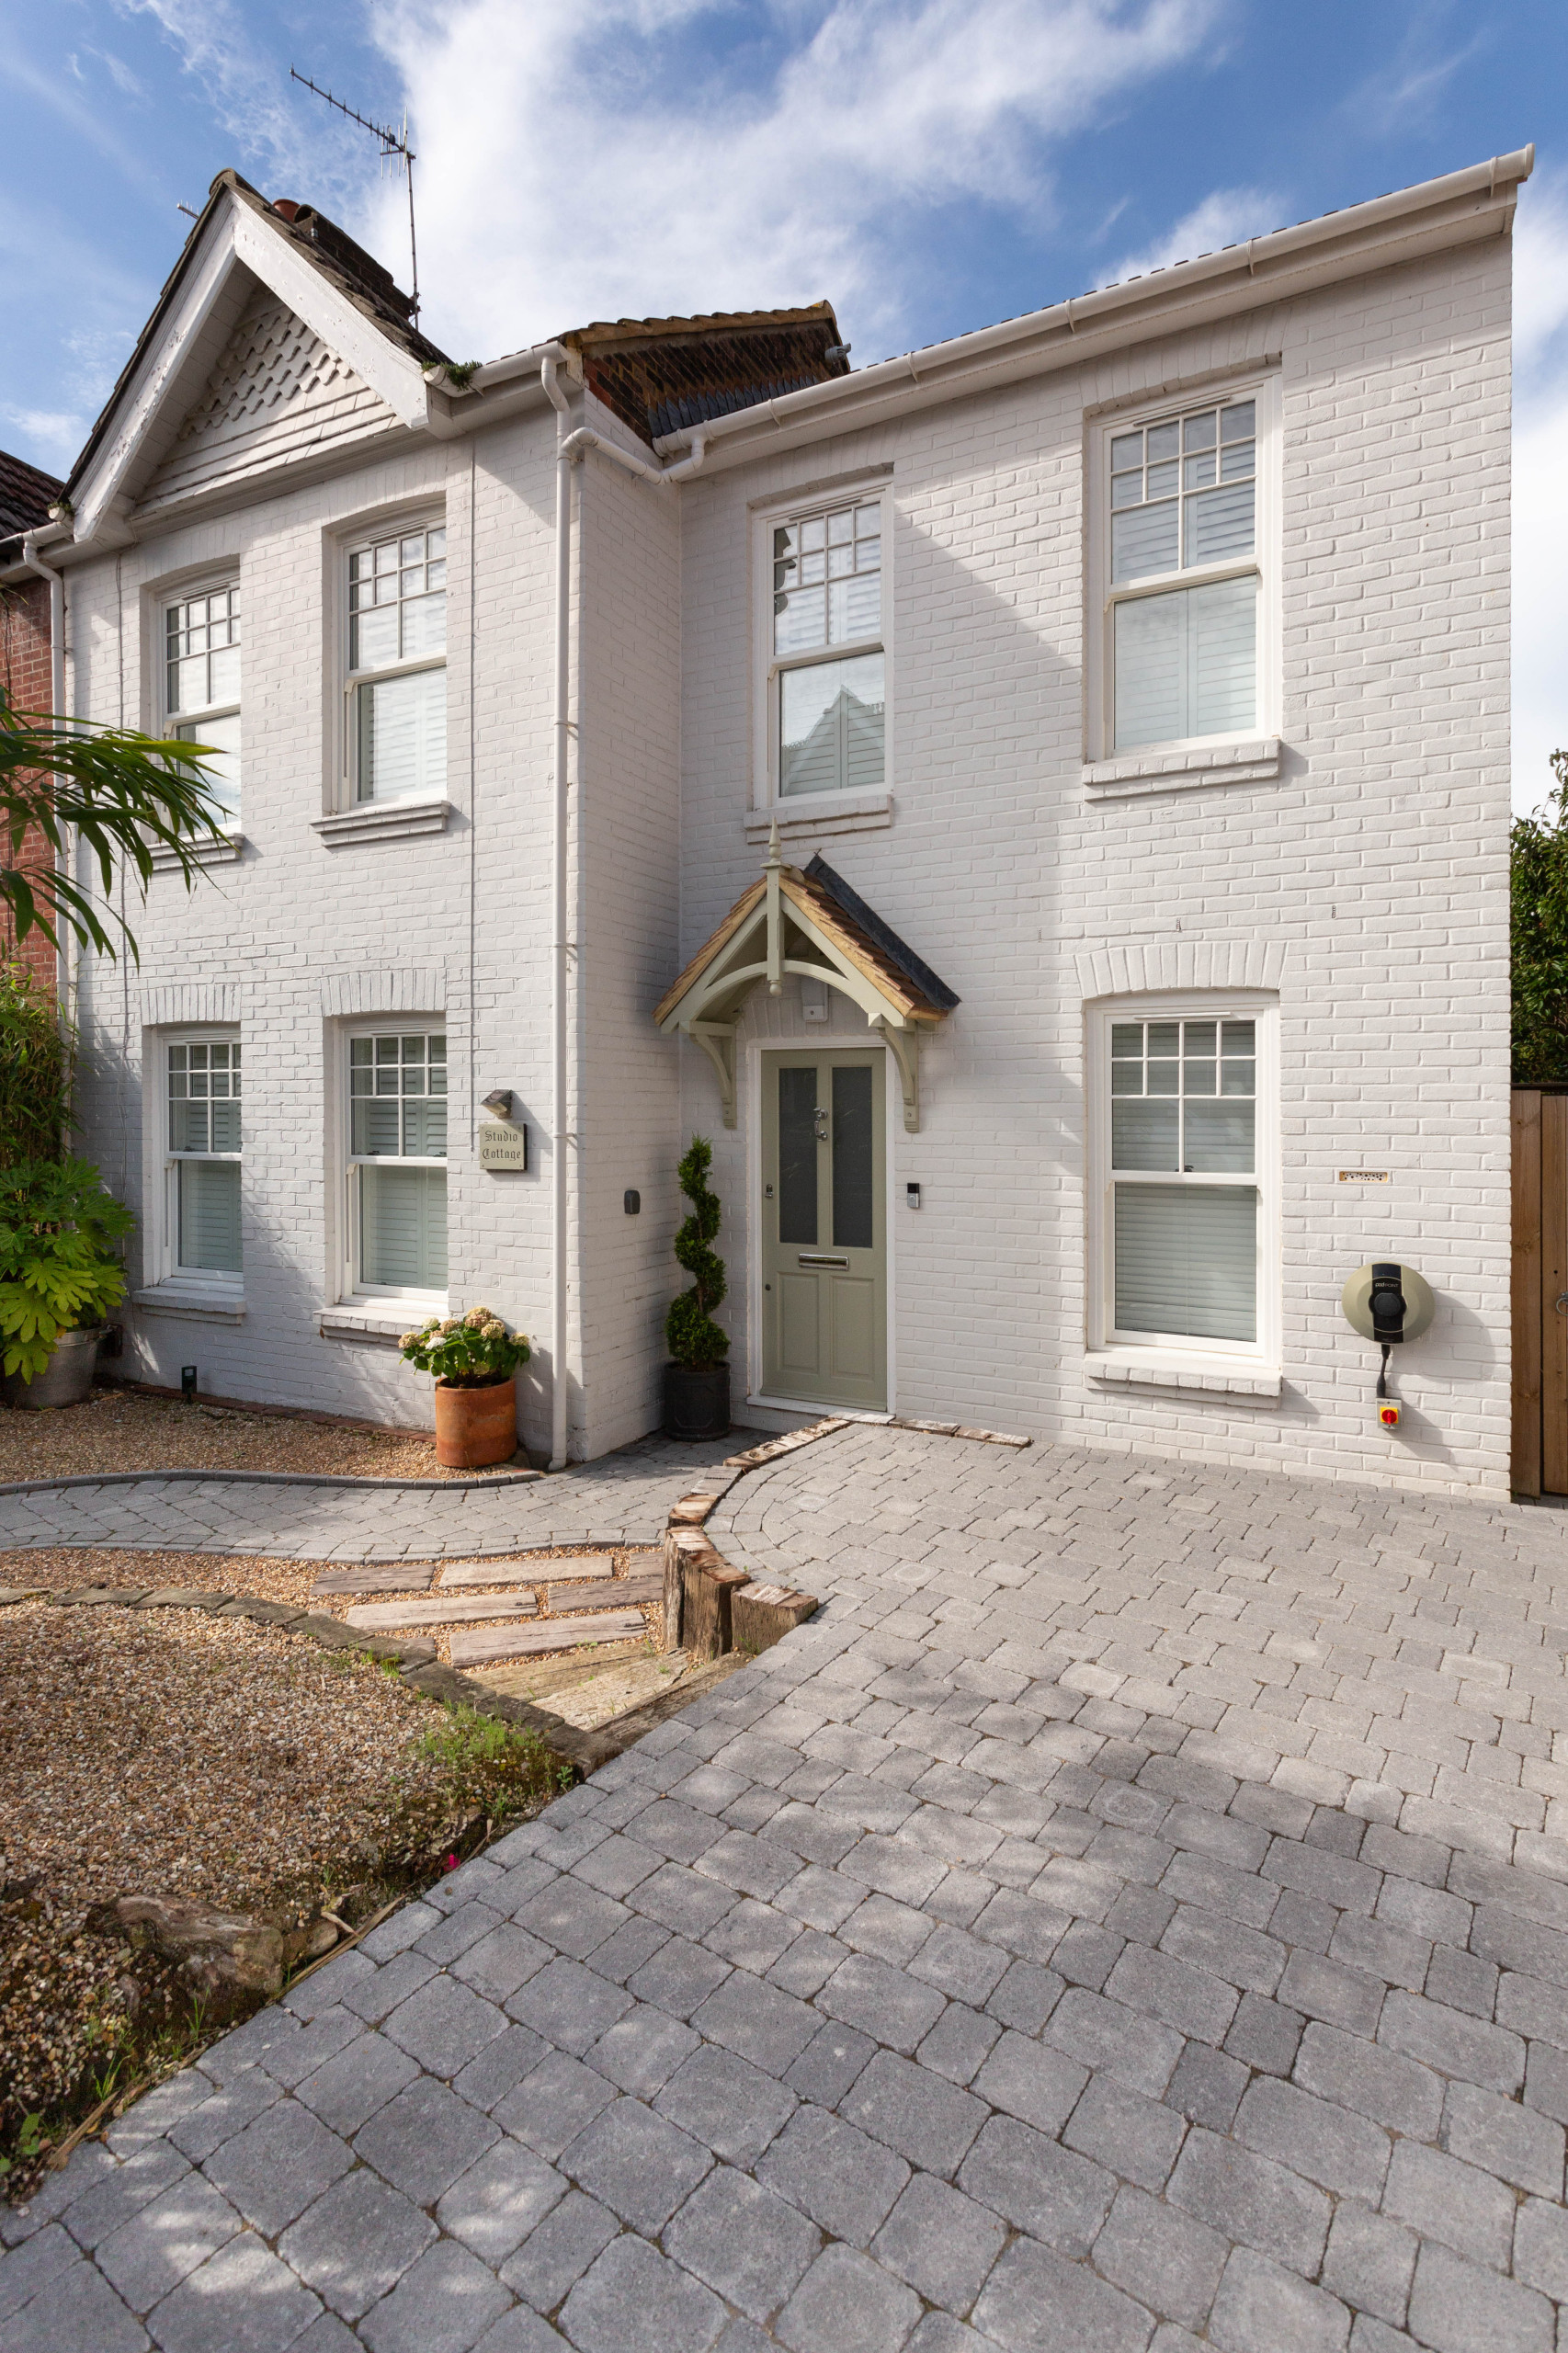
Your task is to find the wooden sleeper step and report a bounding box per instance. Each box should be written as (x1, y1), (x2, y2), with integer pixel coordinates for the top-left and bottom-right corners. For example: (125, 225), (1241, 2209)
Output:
(449, 1610), (648, 1667)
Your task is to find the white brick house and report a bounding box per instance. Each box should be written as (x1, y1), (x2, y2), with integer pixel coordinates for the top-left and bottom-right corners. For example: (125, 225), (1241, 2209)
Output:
(7, 148), (1530, 1492)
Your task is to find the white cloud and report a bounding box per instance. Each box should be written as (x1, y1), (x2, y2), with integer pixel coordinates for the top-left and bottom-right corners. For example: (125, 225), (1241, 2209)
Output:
(1104, 184), (1281, 287)
(1513, 167), (1568, 813)
(359, 0), (1222, 359)
(0, 410), (83, 469)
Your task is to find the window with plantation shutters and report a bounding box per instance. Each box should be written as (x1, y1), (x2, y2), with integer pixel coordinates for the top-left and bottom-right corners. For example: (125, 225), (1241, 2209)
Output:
(346, 524), (447, 803)
(769, 497), (884, 799)
(1089, 1000), (1278, 1362)
(165, 1036), (242, 1281)
(347, 1031), (447, 1296)
(165, 585), (240, 827)
(1094, 383), (1274, 757)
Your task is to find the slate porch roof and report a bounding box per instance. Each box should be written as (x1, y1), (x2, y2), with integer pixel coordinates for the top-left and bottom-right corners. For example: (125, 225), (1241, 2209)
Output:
(0, 449), (65, 555)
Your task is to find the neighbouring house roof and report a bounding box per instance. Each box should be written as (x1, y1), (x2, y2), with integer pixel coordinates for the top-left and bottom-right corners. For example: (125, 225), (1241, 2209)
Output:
(559, 308), (850, 448)
(0, 448), (65, 551)
(654, 856), (958, 1030)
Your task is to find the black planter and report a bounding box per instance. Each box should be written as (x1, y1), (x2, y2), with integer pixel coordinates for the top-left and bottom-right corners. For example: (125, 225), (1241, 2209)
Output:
(664, 1362), (730, 1441)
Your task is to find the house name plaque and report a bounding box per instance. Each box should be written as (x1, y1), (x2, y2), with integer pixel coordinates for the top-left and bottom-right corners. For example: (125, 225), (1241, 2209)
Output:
(479, 1122), (528, 1172)
(1337, 1169), (1391, 1184)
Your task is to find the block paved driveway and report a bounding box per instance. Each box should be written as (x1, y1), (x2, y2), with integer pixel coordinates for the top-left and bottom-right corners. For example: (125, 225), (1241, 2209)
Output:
(0, 1434), (738, 1562)
(8, 1422), (1568, 2353)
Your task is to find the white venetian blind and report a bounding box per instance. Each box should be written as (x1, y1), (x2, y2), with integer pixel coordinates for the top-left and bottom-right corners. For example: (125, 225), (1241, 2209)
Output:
(774, 500), (883, 798)
(178, 1161), (243, 1274)
(1108, 398), (1257, 752)
(350, 527), (448, 802)
(1109, 1017), (1257, 1344)
(1114, 1184), (1257, 1342)
(360, 1166), (448, 1290)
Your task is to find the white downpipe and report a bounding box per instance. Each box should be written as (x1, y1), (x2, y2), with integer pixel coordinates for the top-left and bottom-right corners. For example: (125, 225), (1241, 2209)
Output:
(18, 533), (71, 1045)
(538, 358), (710, 1472)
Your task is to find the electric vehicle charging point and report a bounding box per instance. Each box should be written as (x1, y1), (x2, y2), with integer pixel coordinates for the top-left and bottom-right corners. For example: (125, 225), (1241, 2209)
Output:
(1340, 1262), (1435, 1428)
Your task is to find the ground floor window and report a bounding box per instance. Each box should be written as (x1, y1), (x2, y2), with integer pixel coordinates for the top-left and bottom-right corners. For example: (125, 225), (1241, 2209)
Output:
(347, 1029), (447, 1297)
(165, 1033), (242, 1280)
(1091, 995), (1277, 1358)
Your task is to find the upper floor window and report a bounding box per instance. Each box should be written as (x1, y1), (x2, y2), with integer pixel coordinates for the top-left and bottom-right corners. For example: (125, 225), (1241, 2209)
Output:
(165, 586), (240, 828)
(347, 1029), (447, 1297)
(347, 524), (447, 803)
(770, 496), (883, 798)
(1095, 382), (1276, 756)
(166, 1035), (242, 1280)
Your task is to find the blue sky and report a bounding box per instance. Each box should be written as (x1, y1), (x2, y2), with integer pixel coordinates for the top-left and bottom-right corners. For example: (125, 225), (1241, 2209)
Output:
(3, 0), (1565, 799)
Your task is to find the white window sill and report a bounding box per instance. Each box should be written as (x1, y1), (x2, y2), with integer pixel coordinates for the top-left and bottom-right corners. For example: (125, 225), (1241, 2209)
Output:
(319, 1305), (422, 1348)
(133, 1285), (245, 1324)
(312, 797), (452, 847)
(745, 789), (892, 844)
(1085, 1350), (1281, 1401)
(149, 830), (244, 871)
(1083, 737), (1282, 801)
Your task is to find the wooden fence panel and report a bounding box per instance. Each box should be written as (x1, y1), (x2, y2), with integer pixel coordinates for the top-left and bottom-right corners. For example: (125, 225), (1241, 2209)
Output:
(1545, 1097), (1568, 1497)
(1513, 1089), (1543, 1497)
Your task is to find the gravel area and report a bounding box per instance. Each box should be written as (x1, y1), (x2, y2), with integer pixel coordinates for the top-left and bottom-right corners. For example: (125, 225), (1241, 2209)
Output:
(0, 1384), (511, 1483)
(0, 1596), (546, 2177)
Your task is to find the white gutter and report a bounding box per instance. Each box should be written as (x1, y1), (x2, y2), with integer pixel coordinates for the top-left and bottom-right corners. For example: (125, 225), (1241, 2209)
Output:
(538, 354), (709, 1472)
(653, 143), (1536, 472)
(18, 532), (73, 1049)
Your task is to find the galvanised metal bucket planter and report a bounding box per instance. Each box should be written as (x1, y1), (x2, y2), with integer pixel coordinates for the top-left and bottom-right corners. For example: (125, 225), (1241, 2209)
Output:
(1, 1324), (106, 1412)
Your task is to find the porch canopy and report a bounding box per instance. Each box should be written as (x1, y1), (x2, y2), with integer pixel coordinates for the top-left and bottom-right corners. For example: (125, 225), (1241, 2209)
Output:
(654, 831), (959, 1131)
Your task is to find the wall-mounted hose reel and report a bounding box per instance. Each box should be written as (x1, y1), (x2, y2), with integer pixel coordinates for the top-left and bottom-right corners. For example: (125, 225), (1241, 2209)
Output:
(1340, 1262), (1434, 1428)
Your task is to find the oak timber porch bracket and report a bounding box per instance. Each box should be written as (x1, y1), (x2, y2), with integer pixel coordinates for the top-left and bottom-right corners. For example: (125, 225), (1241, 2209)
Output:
(653, 824), (959, 1133)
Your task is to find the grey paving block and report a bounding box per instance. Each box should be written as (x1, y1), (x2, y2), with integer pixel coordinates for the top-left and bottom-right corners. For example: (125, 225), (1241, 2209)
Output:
(1440, 2080), (1563, 2196)
(508, 1959), (634, 2055)
(1107, 1940), (1240, 2046)
(1404, 2238), (1554, 2353)
(455, 2023), (551, 2113)
(145, 2230), (324, 2353)
(60, 2143), (191, 2250)
(1233, 2076), (1391, 2202)
(1375, 1989), (1525, 2094)
(0, 2222), (84, 2318)
(1381, 2139), (1516, 2269)
(958, 2114), (1115, 2256)
(1062, 2072), (1187, 2191)
(1207, 2245), (1350, 2353)
(436, 2140), (567, 2264)
(294, 2029), (421, 2136)
(841, 2049), (989, 2177)
(496, 2188), (619, 2312)
(558, 2231), (728, 2353)
(776, 2244), (924, 2353)
(6, 2254), (151, 2353)
(199, 2097), (352, 2239)
(1045, 1984), (1184, 2097)
(1167, 2126), (1330, 2276)
(353, 2076), (500, 2207)
(561, 2097), (713, 2234)
(1320, 2201), (1416, 2329)
(494, 2051), (619, 2160)
(1293, 2023), (1444, 2140)
(344, 1950), (440, 2024)
(358, 2237), (515, 2353)
(91, 2169), (244, 2314)
(383, 1973), (511, 2077)
(665, 2165), (821, 2324)
(1091, 2181), (1227, 2331)
(818, 1950), (948, 2054)
(689, 1971), (818, 2075)
(917, 2004), (1002, 2087)
(758, 2103), (911, 2246)
(655, 2041), (797, 2166)
(870, 2172), (1007, 2317)
(515, 1878), (631, 1961)
(626, 1934), (732, 2019)
(972, 2233), (1153, 2353)
(277, 2168), (437, 2319)
(973, 2028), (1089, 2136)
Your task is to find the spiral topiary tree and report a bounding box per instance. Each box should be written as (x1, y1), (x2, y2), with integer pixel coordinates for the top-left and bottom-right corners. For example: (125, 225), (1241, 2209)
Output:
(665, 1136), (729, 1369)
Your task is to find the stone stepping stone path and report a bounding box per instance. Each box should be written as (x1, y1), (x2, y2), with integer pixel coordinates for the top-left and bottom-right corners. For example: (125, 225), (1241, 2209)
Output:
(342, 1592), (540, 1631)
(449, 1608), (646, 1665)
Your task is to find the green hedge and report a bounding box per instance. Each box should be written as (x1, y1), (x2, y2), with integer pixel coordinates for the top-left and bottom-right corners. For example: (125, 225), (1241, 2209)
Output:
(0, 965), (69, 1165)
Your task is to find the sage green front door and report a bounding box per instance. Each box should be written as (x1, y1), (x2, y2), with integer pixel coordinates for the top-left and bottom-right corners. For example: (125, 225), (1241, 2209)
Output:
(760, 1049), (886, 1411)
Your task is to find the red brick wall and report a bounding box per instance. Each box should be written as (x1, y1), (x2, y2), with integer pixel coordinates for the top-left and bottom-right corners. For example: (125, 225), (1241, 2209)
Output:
(0, 574), (60, 996)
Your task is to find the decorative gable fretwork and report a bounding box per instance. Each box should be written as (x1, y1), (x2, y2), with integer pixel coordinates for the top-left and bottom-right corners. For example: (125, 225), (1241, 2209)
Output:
(142, 286), (400, 514)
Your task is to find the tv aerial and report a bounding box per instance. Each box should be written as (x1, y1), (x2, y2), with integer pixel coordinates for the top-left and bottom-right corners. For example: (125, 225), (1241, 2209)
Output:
(289, 67), (421, 320)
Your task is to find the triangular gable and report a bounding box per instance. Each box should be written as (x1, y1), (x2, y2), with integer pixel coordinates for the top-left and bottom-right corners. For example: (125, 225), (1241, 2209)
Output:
(655, 838), (956, 1131)
(141, 284), (400, 514)
(66, 174), (445, 546)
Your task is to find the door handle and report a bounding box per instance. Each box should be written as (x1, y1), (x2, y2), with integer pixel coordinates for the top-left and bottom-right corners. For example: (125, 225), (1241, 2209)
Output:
(814, 1108), (829, 1142)
(798, 1254), (848, 1268)
(1557, 1293), (1568, 1315)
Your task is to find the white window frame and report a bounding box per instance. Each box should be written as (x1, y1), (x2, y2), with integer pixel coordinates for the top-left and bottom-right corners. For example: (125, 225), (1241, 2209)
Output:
(340, 1019), (449, 1308)
(1085, 991), (1280, 1370)
(160, 577), (242, 834)
(154, 1028), (244, 1296)
(751, 476), (892, 822)
(341, 514), (448, 809)
(1085, 375), (1280, 764)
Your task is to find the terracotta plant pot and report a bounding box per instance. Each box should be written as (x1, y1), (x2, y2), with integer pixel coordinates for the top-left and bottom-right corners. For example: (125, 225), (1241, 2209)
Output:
(433, 1376), (517, 1469)
(663, 1362), (730, 1442)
